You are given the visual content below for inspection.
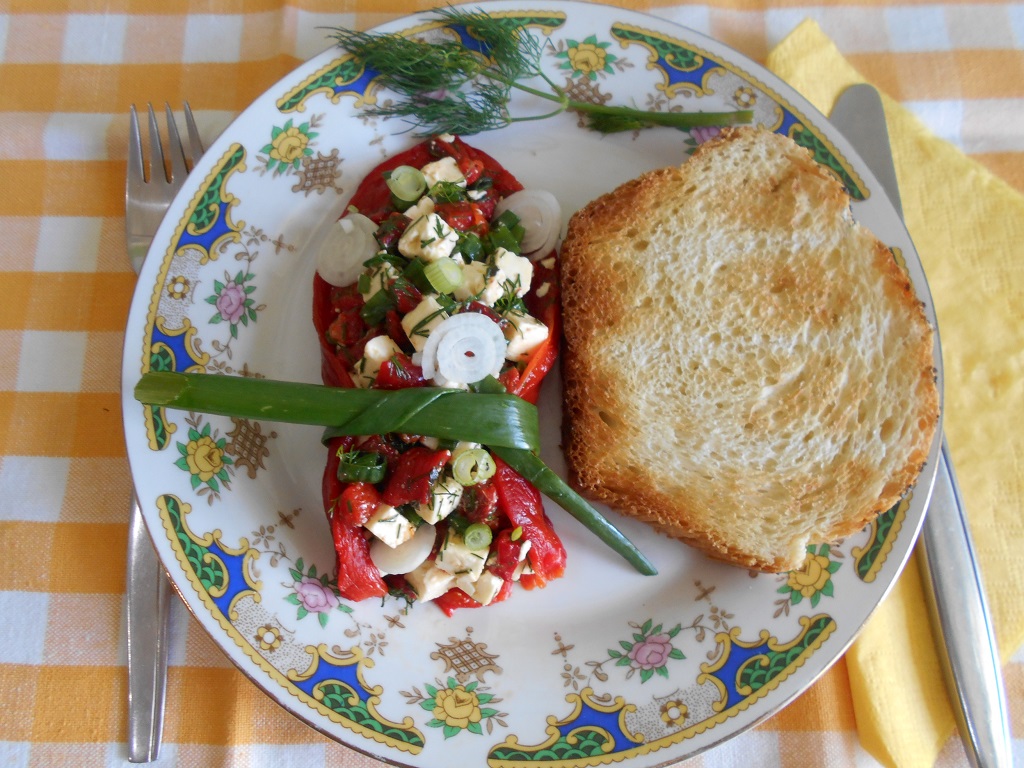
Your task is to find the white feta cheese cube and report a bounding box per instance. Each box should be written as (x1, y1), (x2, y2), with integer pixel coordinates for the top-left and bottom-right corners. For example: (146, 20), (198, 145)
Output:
(435, 531), (487, 581)
(352, 335), (403, 387)
(512, 540), (533, 581)
(494, 248), (533, 297)
(452, 261), (505, 306)
(359, 261), (399, 302)
(417, 475), (463, 525)
(420, 156), (466, 188)
(364, 504), (416, 548)
(398, 213), (459, 262)
(402, 195), (435, 221)
(502, 310), (550, 361)
(401, 294), (449, 353)
(471, 571), (505, 605)
(405, 561), (455, 602)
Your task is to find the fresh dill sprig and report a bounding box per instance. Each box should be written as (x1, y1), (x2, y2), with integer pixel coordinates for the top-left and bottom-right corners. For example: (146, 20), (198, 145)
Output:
(326, 7), (752, 136)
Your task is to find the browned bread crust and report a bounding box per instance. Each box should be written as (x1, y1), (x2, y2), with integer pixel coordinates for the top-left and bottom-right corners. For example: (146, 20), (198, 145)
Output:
(559, 127), (939, 572)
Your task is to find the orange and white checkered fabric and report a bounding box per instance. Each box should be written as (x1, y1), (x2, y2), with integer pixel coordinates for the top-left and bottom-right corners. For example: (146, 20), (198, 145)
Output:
(0, 1), (1021, 766)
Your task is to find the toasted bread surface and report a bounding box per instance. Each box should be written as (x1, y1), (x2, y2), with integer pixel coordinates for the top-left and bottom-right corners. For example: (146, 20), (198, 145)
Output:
(559, 127), (939, 572)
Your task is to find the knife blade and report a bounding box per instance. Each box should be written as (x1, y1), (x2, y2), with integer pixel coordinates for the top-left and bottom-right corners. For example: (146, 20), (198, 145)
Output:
(830, 83), (1012, 768)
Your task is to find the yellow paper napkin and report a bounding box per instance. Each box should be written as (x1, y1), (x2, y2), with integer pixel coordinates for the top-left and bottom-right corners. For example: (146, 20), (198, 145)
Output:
(767, 20), (1024, 768)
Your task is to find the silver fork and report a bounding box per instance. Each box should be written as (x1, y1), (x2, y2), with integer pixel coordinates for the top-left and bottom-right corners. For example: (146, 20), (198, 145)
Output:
(125, 103), (204, 763)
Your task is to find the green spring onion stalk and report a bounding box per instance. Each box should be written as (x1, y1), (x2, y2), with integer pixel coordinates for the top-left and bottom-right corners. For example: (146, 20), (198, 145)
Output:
(327, 7), (752, 137)
(473, 377), (657, 576)
(135, 371), (538, 450)
(134, 370), (657, 575)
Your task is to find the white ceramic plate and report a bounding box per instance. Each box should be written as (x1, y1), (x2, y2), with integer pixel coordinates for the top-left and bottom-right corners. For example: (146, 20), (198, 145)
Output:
(121, 3), (942, 765)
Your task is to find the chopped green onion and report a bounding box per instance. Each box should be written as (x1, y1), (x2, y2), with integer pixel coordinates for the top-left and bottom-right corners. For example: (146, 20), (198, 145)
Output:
(360, 285), (394, 325)
(385, 165), (426, 204)
(484, 222), (521, 255)
(337, 449), (387, 483)
(463, 523), (493, 550)
(492, 209), (521, 230)
(510, 525), (523, 542)
(423, 257), (463, 294)
(402, 258), (432, 292)
(455, 231), (483, 262)
(135, 372), (540, 451)
(451, 448), (495, 486)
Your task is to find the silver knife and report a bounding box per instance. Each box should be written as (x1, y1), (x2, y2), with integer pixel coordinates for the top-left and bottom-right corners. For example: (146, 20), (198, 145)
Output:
(830, 83), (1012, 768)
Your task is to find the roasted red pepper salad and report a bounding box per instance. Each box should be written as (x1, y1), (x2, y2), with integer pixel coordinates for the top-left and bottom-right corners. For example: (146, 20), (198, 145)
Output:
(312, 135), (566, 614)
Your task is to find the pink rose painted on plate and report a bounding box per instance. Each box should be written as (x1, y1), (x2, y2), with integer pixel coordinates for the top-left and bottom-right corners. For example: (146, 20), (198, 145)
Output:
(285, 558), (351, 628)
(296, 576), (340, 613)
(609, 620), (686, 683)
(628, 632), (674, 670)
(206, 269), (259, 338)
(215, 280), (247, 324)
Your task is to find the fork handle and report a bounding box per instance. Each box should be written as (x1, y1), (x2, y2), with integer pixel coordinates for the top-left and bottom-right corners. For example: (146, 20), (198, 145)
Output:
(126, 494), (172, 762)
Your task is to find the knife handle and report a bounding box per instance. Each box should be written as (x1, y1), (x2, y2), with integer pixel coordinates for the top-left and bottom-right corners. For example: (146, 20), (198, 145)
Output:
(917, 437), (1012, 768)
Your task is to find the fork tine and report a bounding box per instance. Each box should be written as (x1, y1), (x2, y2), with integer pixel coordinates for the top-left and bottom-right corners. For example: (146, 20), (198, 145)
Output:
(183, 102), (205, 168)
(127, 105), (145, 199)
(163, 103), (189, 184)
(146, 103), (167, 183)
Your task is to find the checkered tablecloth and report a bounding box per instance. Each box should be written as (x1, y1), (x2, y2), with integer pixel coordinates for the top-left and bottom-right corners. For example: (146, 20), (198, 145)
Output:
(1, 1), (1021, 766)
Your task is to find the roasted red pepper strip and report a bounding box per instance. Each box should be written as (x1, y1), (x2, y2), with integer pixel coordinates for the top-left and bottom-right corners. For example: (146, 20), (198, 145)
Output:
(382, 447), (452, 507)
(512, 300), (560, 404)
(323, 437), (387, 600)
(313, 275), (357, 389)
(374, 353), (426, 390)
(492, 457), (567, 588)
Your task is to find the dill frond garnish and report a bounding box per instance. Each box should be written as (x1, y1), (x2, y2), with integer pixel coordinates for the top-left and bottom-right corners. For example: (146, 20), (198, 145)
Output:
(326, 7), (752, 136)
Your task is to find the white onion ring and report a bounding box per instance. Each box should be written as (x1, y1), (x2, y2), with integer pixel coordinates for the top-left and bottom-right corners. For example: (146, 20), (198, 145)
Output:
(370, 523), (436, 576)
(493, 189), (562, 261)
(315, 213), (378, 287)
(420, 313), (506, 385)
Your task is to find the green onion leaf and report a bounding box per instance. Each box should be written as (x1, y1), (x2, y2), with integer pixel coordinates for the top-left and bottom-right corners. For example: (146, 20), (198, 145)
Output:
(337, 449), (387, 483)
(472, 376), (657, 576)
(135, 371), (539, 451)
(134, 371), (656, 575)
(490, 443), (656, 576)
(463, 523), (493, 550)
(423, 257), (463, 294)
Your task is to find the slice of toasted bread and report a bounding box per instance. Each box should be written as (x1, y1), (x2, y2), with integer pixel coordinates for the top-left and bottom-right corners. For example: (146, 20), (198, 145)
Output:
(559, 127), (939, 572)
